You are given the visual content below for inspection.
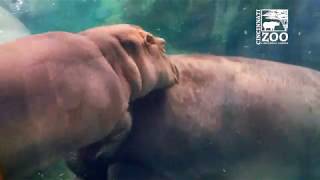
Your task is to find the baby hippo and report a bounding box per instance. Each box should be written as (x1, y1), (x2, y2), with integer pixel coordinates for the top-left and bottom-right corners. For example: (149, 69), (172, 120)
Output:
(0, 24), (178, 179)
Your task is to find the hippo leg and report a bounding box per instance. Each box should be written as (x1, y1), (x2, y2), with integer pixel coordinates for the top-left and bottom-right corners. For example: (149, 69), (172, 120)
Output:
(67, 114), (132, 180)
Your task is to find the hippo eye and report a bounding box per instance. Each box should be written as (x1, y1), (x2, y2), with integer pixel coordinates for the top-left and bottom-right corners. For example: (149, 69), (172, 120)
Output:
(120, 40), (138, 55)
(145, 34), (156, 45)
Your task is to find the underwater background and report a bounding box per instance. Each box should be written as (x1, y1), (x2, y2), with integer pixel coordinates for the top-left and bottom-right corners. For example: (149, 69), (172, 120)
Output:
(0, 0), (319, 179)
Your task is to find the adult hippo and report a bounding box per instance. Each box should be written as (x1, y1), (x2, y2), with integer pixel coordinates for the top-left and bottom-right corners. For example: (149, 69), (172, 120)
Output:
(0, 24), (178, 179)
(69, 54), (320, 180)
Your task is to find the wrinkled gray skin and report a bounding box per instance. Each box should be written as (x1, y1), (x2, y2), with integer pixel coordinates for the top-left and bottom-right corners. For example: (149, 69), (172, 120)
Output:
(0, 24), (178, 179)
(70, 55), (320, 180)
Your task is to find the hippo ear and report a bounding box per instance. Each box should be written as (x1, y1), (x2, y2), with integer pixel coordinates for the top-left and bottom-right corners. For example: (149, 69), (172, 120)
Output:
(144, 34), (156, 45)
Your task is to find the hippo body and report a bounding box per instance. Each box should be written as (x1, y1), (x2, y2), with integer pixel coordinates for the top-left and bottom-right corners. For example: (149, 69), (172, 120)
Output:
(0, 24), (178, 179)
(104, 55), (320, 180)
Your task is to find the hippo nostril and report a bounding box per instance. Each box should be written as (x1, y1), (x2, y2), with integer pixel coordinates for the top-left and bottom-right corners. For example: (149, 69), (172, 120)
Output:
(157, 38), (166, 45)
(156, 38), (166, 53)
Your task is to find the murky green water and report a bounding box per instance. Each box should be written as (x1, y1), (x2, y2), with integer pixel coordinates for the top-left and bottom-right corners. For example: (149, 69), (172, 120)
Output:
(1, 0), (319, 69)
(0, 0), (319, 179)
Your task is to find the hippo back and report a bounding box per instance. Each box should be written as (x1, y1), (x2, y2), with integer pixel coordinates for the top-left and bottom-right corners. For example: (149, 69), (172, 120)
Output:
(118, 54), (320, 180)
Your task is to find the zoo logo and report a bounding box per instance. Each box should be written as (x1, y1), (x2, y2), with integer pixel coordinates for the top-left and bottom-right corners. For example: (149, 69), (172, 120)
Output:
(256, 9), (288, 45)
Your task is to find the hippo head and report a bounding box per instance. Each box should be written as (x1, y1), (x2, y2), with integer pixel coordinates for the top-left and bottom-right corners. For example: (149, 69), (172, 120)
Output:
(81, 24), (179, 99)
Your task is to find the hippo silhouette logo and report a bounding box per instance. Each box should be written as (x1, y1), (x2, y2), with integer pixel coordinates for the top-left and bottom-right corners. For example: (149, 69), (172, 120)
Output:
(256, 9), (288, 45)
(263, 21), (280, 31)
